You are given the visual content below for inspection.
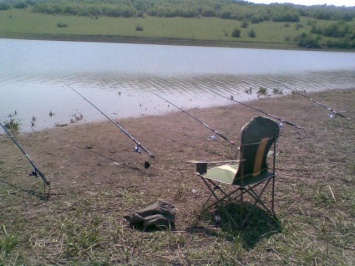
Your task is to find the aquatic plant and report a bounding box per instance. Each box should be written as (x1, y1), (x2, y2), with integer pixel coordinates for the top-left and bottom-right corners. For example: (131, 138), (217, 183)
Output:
(257, 87), (268, 96)
(55, 122), (68, 127)
(245, 87), (252, 94)
(8, 111), (18, 118)
(273, 88), (283, 95)
(69, 113), (84, 124)
(73, 113), (83, 122)
(3, 118), (20, 133)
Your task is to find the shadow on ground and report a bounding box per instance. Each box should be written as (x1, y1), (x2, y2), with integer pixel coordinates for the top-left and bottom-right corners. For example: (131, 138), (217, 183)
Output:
(187, 202), (282, 250)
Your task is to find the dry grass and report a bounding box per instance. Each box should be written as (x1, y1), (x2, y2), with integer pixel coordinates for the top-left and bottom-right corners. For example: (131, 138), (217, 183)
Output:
(0, 88), (354, 265)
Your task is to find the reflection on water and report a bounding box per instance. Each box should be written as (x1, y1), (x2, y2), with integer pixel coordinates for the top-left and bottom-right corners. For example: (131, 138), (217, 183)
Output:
(0, 39), (355, 132)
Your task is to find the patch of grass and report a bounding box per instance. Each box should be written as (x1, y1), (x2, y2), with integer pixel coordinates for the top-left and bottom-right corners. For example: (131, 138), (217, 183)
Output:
(59, 214), (101, 258)
(351, 163), (355, 174)
(0, 226), (18, 255)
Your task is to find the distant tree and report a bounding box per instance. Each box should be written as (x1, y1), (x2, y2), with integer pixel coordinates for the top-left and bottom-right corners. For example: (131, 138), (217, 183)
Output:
(322, 22), (350, 38)
(0, 3), (11, 10)
(251, 15), (261, 24)
(23, 0), (355, 25)
(201, 7), (216, 17)
(326, 38), (353, 49)
(272, 11), (300, 22)
(14, 2), (27, 9)
(296, 32), (321, 48)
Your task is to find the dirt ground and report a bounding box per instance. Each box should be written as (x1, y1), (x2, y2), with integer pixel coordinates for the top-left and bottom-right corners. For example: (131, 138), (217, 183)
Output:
(0, 88), (354, 265)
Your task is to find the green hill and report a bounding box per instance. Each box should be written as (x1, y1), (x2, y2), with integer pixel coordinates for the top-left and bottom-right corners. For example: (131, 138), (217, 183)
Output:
(0, 0), (354, 50)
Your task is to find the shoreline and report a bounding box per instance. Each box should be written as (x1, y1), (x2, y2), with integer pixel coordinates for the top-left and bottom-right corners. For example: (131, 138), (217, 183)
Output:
(1, 34), (353, 52)
(6, 87), (354, 136)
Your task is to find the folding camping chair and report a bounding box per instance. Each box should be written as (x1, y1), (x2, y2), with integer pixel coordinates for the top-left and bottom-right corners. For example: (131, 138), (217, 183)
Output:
(188, 116), (280, 228)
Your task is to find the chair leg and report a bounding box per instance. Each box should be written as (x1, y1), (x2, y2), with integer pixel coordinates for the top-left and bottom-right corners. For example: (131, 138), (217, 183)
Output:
(240, 177), (276, 227)
(246, 177), (275, 215)
(198, 176), (241, 227)
(197, 175), (276, 228)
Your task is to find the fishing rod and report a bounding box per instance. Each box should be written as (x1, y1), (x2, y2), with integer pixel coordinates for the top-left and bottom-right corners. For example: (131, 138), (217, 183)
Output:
(212, 90), (302, 129)
(270, 80), (350, 121)
(152, 92), (235, 145)
(0, 122), (50, 187)
(67, 85), (155, 159)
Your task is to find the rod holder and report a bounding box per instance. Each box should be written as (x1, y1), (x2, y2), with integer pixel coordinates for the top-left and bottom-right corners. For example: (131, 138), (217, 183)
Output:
(196, 163), (207, 175)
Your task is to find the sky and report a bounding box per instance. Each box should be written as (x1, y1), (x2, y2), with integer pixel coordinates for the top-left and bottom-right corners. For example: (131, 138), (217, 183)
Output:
(249, 0), (355, 7)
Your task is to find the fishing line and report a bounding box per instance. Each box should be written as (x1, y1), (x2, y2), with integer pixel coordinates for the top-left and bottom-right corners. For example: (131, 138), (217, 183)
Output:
(152, 92), (235, 145)
(67, 85), (155, 167)
(0, 122), (51, 188)
(211, 89), (302, 129)
(66, 84), (155, 169)
(63, 140), (149, 172)
(269, 79), (350, 121)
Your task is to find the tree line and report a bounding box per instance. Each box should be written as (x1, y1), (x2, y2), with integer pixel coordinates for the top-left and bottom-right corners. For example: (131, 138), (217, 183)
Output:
(296, 20), (355, 49)
(1, 0), (354, 22)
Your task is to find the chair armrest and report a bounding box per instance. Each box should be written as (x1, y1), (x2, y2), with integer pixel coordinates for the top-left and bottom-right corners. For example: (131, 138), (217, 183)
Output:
(186, 160), (242, 164)
(186, 160), (244, 175)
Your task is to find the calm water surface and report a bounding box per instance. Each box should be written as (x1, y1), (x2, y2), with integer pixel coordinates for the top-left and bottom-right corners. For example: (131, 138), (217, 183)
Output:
(1, 38), (355, 132)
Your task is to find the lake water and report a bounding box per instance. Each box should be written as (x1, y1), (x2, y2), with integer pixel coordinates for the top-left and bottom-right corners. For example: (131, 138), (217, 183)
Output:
(1, 38), (355, 132)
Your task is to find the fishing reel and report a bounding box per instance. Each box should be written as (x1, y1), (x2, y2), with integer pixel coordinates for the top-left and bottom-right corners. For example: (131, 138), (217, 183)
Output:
(134, 145), (152, 169)
(29, 169), (38, 178)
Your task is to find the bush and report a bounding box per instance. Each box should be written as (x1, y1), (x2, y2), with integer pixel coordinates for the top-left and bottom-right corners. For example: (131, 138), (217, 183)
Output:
(296, 32), (321, 48)
(135, 25), (143, 31)
(232, 27), (241, 38)
(295, 23), (303, 30)
(241, 20), (249, 28)
(248, 29), (256, 38)
(57, 22), (68, 28)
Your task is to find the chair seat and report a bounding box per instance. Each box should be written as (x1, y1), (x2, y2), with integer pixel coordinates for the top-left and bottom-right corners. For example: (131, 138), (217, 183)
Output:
(203, 164), (238, 184)
(203, 164), (275, 187)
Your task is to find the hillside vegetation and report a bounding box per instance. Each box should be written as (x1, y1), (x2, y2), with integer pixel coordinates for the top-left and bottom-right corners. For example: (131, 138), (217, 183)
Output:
(0, 0), (354, 49)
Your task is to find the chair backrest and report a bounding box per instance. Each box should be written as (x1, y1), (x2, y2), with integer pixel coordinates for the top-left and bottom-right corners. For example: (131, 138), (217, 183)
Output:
(234, 116), (279, 185)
